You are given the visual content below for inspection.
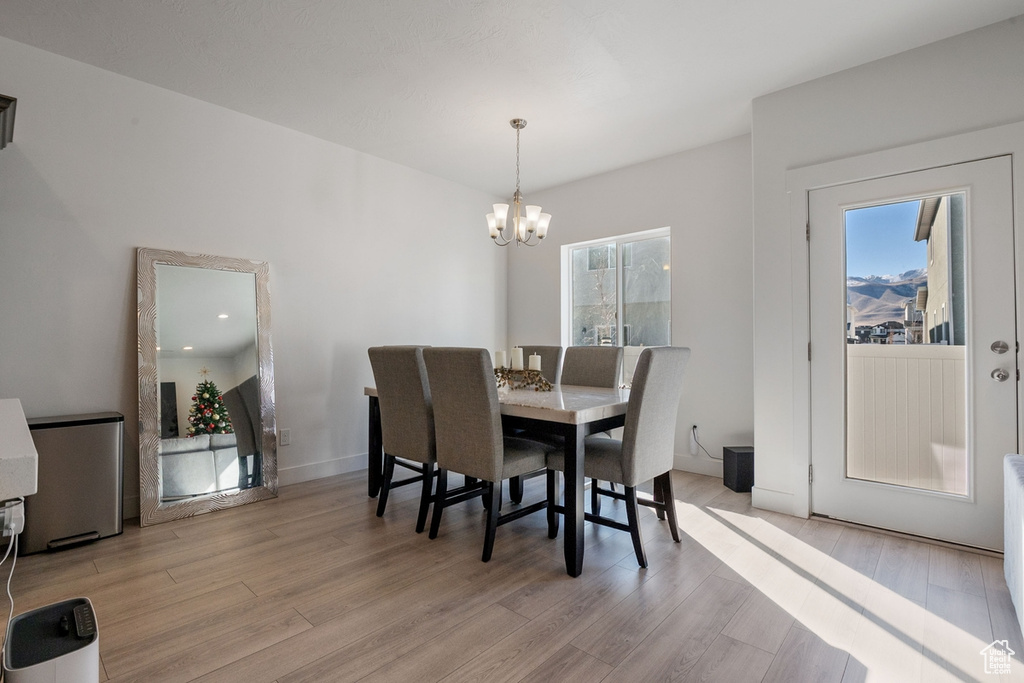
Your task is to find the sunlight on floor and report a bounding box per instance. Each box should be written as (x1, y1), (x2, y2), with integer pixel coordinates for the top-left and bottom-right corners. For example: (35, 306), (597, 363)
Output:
(677, 502), (999, 682)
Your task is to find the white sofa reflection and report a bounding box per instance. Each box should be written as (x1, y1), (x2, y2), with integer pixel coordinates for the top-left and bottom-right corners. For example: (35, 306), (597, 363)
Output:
(158, 433), (252, 500)
(159, 375), (261, 501)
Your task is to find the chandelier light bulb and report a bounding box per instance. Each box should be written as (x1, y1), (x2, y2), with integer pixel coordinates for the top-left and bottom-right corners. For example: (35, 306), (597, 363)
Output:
(536, 213), (552, 239)
(492, 203), (509, 231)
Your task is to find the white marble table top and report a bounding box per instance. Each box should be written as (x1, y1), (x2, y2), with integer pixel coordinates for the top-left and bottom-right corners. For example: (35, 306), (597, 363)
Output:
(364, 384), (630, 425)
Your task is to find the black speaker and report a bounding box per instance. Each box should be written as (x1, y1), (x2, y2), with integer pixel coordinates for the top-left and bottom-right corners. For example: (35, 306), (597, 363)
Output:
(723, 446), (754, 493)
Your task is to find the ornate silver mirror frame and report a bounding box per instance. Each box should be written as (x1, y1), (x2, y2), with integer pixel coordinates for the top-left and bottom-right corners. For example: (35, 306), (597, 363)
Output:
(137, 247), (277, 526)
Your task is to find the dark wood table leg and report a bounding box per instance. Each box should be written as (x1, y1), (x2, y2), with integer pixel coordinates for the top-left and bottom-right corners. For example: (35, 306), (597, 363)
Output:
(563, 424), (585, 577)
(368, 395), (383, 498)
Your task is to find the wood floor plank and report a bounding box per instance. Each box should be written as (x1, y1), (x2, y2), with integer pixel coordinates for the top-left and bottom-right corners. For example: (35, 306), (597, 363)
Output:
(440, 565), (644, 683)
(829, 526), (883, 577)
(873, 535), (932, 604)
(2, 471), (1014, 682)
(762, 625), (849, 683)
(978, 555), (1024, 658)
(720, 590), (797, 655)
(191, 568), (475, 683)
(570, 535), (721, 666)
(683, 633), (775, 683)
(794, 517), (844, 555)
(929, 545), (986, 597)
(106, 608), (311, 683)
(518, 644), (614, 683)
(99, 581), (257, 654)
(603, 575), (752, 681)
(358, 604), (529, 683)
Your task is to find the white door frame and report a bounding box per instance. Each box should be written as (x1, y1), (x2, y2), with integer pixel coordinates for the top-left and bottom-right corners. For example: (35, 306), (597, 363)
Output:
(783, 120), (1024, 520)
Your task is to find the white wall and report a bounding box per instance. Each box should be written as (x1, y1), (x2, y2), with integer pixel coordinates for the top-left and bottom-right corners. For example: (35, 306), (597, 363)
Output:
(0, 37), (507, 518)
(751, 16), (1024, 516)
(506, 135), (755, 475)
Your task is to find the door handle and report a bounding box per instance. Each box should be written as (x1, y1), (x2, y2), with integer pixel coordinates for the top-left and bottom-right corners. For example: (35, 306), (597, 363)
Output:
(992, 368), (1011, 382)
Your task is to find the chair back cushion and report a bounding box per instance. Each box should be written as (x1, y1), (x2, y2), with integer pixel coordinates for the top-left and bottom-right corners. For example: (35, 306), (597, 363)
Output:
(560, 346), (623, 388)
(621, 346), (691, 485)
(368, 346), (435, 464)
(519, 345), (564, 384)
(422, 347), (503, 481)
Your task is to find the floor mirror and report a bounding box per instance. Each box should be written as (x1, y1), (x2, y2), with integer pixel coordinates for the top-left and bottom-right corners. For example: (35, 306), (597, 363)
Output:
(137, 247), (277, 526)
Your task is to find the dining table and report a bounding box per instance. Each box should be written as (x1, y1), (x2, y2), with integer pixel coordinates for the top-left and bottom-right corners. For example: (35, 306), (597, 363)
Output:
(364, 383), (630, 577)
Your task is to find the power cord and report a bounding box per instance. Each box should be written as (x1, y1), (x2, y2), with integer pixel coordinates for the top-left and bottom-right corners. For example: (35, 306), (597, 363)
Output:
(692, 425), (721, 460)
(0, 532), (16, 682)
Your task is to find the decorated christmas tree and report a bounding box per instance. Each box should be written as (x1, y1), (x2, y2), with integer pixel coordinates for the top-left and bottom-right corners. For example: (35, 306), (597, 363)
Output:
(187, 379), (234, 436)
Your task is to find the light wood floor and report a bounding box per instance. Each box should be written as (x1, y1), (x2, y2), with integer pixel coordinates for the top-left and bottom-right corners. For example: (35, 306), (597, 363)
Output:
(3, 470), (1023, 682)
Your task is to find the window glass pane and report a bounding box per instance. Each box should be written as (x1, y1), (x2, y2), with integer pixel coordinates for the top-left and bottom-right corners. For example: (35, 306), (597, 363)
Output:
(571, 245), (618, 346)
(844, 194), (967, 495)
(622, 236), (671, 347)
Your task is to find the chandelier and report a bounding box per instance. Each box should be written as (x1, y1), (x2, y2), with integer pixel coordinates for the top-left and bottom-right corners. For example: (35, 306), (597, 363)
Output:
(487, 119), (550, 247)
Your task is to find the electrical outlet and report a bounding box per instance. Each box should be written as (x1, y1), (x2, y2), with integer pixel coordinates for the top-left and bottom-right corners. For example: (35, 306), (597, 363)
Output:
(2, 499), (25, 537)
(689, 425), (699, 456)
(279, 428), (291, 447)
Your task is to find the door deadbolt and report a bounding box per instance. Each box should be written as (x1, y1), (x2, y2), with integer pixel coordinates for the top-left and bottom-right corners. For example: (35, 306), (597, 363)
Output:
(991, 340), (1010, 354)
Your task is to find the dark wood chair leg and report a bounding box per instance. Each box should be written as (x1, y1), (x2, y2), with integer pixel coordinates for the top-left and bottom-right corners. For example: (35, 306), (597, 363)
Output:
(415, 463), (434, 533)
(482, 481), (502, 562)
(546, 470), (559, 538)
(653, 473), (667, 520)
(656, 472), (681, 542)
(429, 469), (448, 539)
(376, 455), (395, 517)
(591, 478), (602, 516)
(624, 486), (648, 568)
(509, 475), (524, 504)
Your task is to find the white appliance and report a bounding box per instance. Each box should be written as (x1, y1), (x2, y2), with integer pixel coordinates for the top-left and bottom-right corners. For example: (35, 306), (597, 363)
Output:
(2, 597), (98, 683)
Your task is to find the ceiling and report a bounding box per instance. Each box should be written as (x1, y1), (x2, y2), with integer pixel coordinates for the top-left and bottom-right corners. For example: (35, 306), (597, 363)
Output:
(2, 1), (1024, 196)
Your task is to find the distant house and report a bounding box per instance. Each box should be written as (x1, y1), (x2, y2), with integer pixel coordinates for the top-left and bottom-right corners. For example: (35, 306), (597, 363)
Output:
(914, 195), (965, 345)
(902, 299), (924, 344)
(869, 321), (905, 344)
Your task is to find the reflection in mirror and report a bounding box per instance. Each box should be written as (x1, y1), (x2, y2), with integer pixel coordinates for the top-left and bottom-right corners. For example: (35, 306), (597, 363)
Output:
(138, 248), (276, 526)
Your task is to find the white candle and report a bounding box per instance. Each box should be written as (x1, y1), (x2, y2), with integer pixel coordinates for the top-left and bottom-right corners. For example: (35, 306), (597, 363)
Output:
(494, 350), (505, 369)
(511, 347), (524, 370)
(529, 354), (541, 372)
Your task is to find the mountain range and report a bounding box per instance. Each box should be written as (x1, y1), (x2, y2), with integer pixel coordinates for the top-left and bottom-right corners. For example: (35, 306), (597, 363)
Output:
(847, 268), (926, 326)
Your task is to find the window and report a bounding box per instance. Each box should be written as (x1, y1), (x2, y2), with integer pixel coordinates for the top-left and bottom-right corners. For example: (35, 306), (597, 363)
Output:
(563, 228), (671, 383)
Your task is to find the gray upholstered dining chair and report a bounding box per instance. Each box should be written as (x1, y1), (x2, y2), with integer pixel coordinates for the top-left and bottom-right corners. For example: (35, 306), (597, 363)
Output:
(519, 345), (564, 384)
(547, 346), (690, 568)
(559, 346), (623, 388)
(367, 346), (436, 533)
(422, 347), (553, 562)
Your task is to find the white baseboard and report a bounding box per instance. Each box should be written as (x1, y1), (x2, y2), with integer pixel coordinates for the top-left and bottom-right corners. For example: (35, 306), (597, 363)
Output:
(674, 452), (724, 478)
(279, 453), (368, 486)
(751, 486), (798, 516)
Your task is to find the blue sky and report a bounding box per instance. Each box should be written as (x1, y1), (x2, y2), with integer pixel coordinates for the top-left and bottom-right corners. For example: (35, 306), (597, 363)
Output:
(845, 200), (925, 278)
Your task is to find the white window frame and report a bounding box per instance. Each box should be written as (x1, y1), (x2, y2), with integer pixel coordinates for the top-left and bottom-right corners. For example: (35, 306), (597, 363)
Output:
(560, 227), (671, 383)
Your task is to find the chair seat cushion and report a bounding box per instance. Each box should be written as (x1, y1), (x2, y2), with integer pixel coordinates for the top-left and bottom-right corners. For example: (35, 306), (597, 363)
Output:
(500, 435), (551, 479)
(547, 435), (626, 485)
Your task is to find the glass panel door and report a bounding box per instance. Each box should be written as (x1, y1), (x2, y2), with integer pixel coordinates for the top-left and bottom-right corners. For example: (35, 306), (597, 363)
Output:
(809, 156), (1015, 550)
(844, 195), (967, 495)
